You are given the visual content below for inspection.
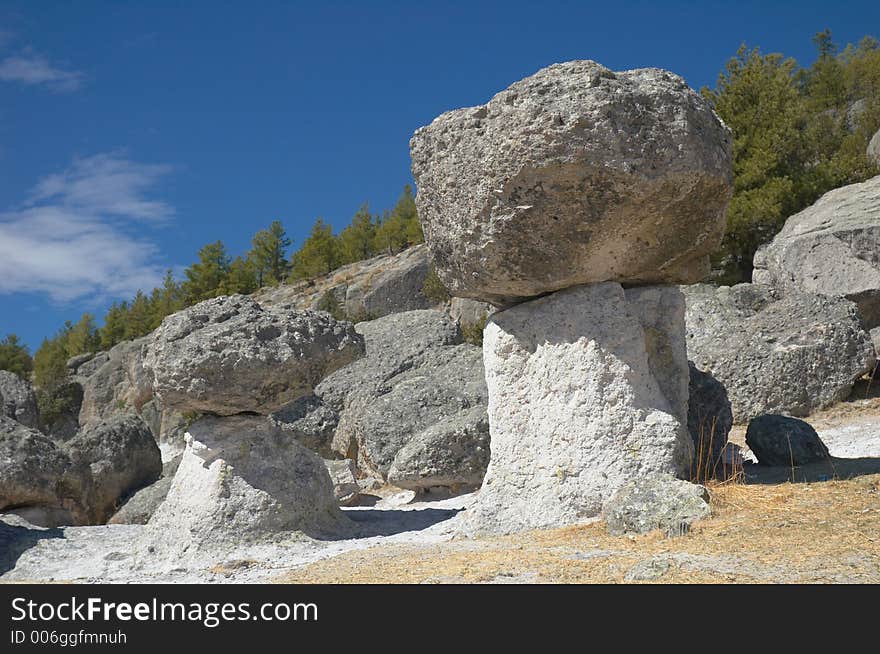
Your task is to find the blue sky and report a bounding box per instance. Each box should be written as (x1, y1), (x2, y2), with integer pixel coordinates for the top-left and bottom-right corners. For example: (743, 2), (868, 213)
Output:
(1, 0), (879, 352)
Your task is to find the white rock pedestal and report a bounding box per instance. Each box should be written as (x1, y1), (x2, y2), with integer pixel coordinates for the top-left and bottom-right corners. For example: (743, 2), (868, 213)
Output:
(140, 415), (349, 560)
(464, 282), (693, 535)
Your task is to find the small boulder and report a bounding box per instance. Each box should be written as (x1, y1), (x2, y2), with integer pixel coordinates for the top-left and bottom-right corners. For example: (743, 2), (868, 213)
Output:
(387, 405), (490, 491)
(745, 415), (830, 466)
(324, 458), (360, 505)
(603, 474), (711, 538)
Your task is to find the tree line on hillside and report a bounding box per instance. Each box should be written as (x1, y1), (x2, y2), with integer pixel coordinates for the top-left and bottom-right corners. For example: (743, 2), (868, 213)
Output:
(703, 31), (880, 283)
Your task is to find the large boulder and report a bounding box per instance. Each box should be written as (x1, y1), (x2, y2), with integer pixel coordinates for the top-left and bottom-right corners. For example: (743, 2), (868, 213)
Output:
(314, 310), (489, 488)
(0, 371), (39, 429)
(410, 60), (733, 306)
(603, 474), (711, 537)
(745, 415), (830, 466)
(464, 283), (693, 535)
(687, 362), (733, 477)
(683, 283), (875, 422)
(753, 175), (880, 330)
(65, 414), (162, 524)
(0, 416), (82, 525)
(141, 415), (347, 556)
(143, 295), (365, 415)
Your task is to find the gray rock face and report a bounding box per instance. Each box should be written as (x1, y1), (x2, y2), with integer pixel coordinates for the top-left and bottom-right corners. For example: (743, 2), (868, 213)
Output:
(141, 415), (347, 556)
(387, 405), (490, 491)
(687, 362), (733, 476)
(108, 456), (181, 525)
(324, 458), (360, 505)
(144, 294), (365, 415)
(65, 414), (162, 524)
(683, 283), (875, 422)
(868, 129), (880, 166)
(76, 336), (154, 427)
(315, 310), (489, 487)
(465, 283), (693, 535)
(603, 474), (711, 537)
(745, 415), (830, 466)
(1, 413), (161, 526)
(269, 395), (339, 459)
(0, 371), (39, 429)
(357, 246), (432, 318)
(753, 175), (880, 329)
(410, 60), (733, 306)
(0, 416), (81, 523)
(255, 245), (435, 320)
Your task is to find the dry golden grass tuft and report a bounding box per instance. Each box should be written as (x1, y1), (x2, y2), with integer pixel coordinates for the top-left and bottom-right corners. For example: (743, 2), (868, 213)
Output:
(275, 474), (880, 584)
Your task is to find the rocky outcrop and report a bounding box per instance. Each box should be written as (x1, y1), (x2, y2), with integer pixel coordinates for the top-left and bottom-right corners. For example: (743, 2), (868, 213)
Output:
(324, 458), (360, 505)
(76, 337), (153, 426)
(753, 175), (880, 331)
(603, 474), (711, 537)
(144, 295), (365, 415)
(141, 416), (347, 557)
(107, 455), (181, 525)
(0, 416), (81, 525)
(65, 415), (162, 524)
(464, 284), (693, 535)
(410, 60), (732, 306)
(0, 413), (160, 526)
(255, 245), (434, 320)
(0, 371), (39, 429)
(683, 283), (875, 422)
(687, 362), (733, 476)
(387, 406), (490, 491)
(269, 394), (339, 459)
(745, 415), (830, 466)
(868, 128), (880, 166)
(313, 310), (489, 489)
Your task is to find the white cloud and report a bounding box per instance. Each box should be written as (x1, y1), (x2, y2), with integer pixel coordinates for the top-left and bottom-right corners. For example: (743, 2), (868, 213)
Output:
(0, 154), (175, 303)
(0, 52), (85, 92)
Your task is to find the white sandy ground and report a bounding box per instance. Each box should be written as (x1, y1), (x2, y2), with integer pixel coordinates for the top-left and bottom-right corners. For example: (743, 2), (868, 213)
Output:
(2, 414), (879, 584)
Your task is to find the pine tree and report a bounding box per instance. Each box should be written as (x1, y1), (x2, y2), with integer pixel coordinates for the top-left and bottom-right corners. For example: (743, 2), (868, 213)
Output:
(223, 256), (259, 294)
(0, 334), (33, 379)
(338, 203), (377, 264)
(183, 240), (231, 303)
(124, 290), (154, 340)
(248, 220), (291, 286)
(374, 185), (421, 254)
(289, 219), (339, 280)
(100, 301), (129, 350)
(149, 270), (185, 329)
(66, 314), (100, 357)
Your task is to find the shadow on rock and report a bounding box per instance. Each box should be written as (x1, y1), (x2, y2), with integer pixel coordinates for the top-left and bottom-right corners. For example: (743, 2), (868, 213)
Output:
(744, 456), (880, 485)
(0, 521), (64, 575)
(342, 507), (463, 538)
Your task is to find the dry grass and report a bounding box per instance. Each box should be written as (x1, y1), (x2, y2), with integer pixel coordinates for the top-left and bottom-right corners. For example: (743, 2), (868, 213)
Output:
(275, 474), (880, 584)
